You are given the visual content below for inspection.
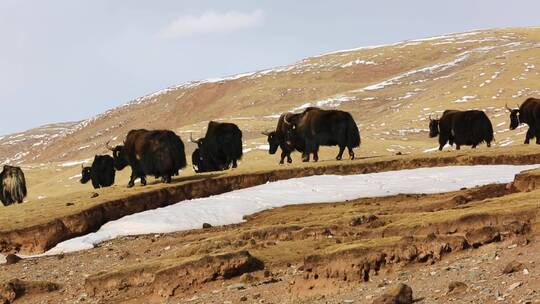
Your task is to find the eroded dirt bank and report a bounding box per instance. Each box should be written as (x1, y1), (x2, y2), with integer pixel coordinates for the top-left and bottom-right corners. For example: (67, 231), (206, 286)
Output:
(2, 166), (540, 303)
(3, 149), (540, 255)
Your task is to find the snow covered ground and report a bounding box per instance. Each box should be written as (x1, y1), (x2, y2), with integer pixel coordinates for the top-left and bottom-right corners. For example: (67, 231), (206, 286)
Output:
(38, 164), (538, 256)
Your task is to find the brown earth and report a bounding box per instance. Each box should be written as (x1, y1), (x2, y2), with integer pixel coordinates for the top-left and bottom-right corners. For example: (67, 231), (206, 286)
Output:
(1, 150), (540, 303)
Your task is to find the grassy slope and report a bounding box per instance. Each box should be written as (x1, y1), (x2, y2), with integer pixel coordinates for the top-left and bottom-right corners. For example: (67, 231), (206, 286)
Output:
(3, 27), (540, 165)
(3, 27), (540, 231)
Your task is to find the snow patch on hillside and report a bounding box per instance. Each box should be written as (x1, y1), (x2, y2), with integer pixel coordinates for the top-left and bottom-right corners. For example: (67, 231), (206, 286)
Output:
(41, 164), (538, 255)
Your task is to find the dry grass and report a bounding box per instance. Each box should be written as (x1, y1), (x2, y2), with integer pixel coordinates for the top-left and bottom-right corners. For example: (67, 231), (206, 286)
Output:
(2, 144), (538, 232)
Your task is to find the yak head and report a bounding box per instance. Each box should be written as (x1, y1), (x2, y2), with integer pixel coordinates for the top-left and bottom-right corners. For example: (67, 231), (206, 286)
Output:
(191, 148), (204, 173)
(80, 164), (92, 184)
(106, 141), (128, 170)
(189, 134), (206, 172)
(262, 130), (282, 154)
(428, 116), (440, 138)
(506, 104), (521, 130)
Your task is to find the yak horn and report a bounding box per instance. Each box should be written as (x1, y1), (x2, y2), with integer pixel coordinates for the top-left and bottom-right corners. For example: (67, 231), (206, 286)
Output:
(105, 140), (114, 151)
(283, 113), (292, 125)
(505, 103), (512, 111)
(189, 133), (201, 144)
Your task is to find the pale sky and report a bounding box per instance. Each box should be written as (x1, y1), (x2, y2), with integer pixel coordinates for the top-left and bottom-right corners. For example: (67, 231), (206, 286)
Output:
(2, 0), (540, 135)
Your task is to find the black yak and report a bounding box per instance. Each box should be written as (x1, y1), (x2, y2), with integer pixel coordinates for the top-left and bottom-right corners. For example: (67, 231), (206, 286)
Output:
(263, 112), (306, 164)
(108, 129), (187, 187)
(282, 107), (361, 162)
(80, 155), (116, 189)
(507, 98), (540, 144)
(0, 165), (27, 206)
(429, 109), (494, 150)
(190, 121), (243, 173)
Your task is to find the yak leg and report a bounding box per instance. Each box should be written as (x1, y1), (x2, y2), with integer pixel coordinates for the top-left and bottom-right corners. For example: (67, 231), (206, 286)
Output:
(455, 144), (461, 150)
(438, 136), (448, 151)
(128, 171), (138, 188)
(279, 151), (287, 164)
(524, 128), (533, 144)
(140, 176), (147, 186)
(472, 144), (477, 149)
(487, 141), (491, 147)
(302, 152), (310, 162)
(336, 145), (345, 161)
(534, 129), (540, 145)
(232, 159), (238, 168)
(347, 146), (355, 160)
(287, 153), (292, 163)
(91, 179), (100, 189)
(313, 145), (319, 162)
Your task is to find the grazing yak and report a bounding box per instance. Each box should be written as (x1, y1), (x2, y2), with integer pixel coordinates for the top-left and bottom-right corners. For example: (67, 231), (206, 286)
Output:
(80, 155), (116, 189)
(0, 165), (27, 206)
(263, 112), (306, 164)
(281, 107), (361, 162)
(108, 129), (187, 187)
(190, 121), (243, 173)
(507, 98), (540, 144)
(429, 109), (494, 150)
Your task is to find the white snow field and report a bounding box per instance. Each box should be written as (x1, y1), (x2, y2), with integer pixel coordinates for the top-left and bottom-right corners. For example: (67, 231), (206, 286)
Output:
(42, 164), (538, 255)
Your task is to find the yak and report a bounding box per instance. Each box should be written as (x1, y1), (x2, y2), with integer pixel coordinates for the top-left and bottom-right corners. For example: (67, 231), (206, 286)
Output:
(281, 107), (361, 162)
(263, 112), (306, 164)
(429, 109), (494, 150)
(507, 98), (540, 144)
(190, 121), (243, 173)
(80, 155), (116, 189)
(0, 165), (27, 206)
(108, 129), (187, 187)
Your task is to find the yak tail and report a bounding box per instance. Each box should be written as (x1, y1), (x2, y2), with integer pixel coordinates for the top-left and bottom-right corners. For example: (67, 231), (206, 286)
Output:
(346, 113), (361, 148)
(1, 167), (27, 206)
(485, 118), (495, 145)
(234, 129), (244, 160)
(172, 136), (187, 170)
(479, 114), (495, 145)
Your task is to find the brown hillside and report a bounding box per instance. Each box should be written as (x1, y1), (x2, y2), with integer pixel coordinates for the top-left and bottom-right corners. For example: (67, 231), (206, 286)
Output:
(3, 27), (540, 165)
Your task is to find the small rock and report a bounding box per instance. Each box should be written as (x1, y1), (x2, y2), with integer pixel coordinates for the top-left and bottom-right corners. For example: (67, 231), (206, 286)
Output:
(253, 293), (261, 299)
(240, 273), (255, 284)
(344, 300), (355, 303)
(66, 202), (74, 206)
(4, 254), (21, 265)
(227, 283), (246, 290)
(371, 283), (413, 304)
(503, 261), (525, 274)
(448, 281), (468, 294)
(202, 223), (212, 229)
(507, 282), (522, 291)
(240, 296), (247, 301)
(465, 226), (500, 248)
(263, 270), (272, 278)
(90, 192), (99, 198)
(523, 268), (530, 275)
